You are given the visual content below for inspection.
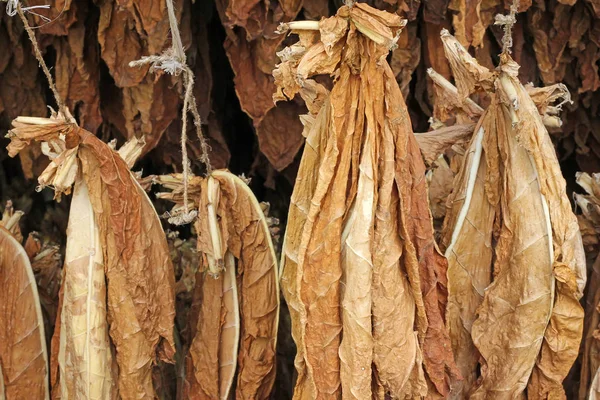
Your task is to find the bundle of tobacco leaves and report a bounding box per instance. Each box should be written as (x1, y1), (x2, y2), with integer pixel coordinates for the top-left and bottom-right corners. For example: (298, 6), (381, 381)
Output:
(6, 113), (177, 400)
(155, 170), (279, 400)
(273, 3), (459, 398)
(433, 24), (586, 398)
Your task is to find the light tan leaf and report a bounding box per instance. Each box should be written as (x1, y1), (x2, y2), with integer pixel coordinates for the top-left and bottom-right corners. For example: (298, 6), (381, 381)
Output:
(440, 125), (495, 398)
(55, 177), (116, 399)
(279, 101), (331, 400)
(415, 123), (475, 165)
(469, 103), (553, 399)
(372, 77), (427, 398)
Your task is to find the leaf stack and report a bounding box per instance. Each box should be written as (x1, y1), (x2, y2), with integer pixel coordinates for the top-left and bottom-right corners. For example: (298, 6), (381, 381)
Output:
(434, 29), (586, 399)
(273, 3), (459, 398)
(156, 170), (279, 400)
(6, 115), (177, 400)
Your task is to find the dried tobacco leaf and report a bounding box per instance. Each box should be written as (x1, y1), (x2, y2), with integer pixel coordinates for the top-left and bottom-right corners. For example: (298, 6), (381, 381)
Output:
(414, 123), (475, 165)
(184, 177), (240, 400)
(55, 177), (116, 399)
(6, 116), (177, 400)
(274, 4), (459, 398)
(98, 0), (182, 155)
(0, 211), (50, 400)
(160, 170), (279, 399)
(437, 29), (585, 399)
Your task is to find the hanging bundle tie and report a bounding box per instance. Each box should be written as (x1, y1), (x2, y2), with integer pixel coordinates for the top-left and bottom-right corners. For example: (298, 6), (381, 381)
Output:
(494, 0), (520, 56)
(129, 0), (213, 226)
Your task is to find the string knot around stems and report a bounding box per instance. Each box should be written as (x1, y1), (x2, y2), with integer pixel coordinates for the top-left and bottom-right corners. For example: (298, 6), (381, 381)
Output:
(128, 0), (213, 225)
(494, 0), (520, 55)
(128, 47), (185, 76)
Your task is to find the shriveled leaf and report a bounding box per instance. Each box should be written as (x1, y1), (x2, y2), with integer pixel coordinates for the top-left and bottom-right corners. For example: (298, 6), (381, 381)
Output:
(78, 132), (176, 399)
(6, 118), (177, 400)
(415, 123), (475, 165)
(440, 125), (495, 398)
(55, 177), (116, 399)
(0, 225), (50, 400)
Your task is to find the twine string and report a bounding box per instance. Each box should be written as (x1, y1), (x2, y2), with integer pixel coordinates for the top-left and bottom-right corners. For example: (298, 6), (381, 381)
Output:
(129, 0), (213, 224)
(495, 0), (520, 56)
(13, 3), (70, 121)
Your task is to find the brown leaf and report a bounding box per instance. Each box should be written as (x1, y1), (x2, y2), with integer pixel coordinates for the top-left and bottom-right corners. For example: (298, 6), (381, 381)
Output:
(53, 10), (102, 134)
(77, 130), (176, 399)
(0, 225), (50, 399)
(183, 171), (279, 399)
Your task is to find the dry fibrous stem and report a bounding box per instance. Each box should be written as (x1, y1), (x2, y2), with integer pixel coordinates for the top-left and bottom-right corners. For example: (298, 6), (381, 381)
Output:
(274, 4), (458, 398)
(437, 28), (585, 399)
(6, 115), (177, 400)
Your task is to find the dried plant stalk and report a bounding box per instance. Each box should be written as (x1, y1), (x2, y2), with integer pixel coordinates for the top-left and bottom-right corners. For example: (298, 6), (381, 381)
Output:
(219, 251), (240, 399)
(57, 177), (116, 399)
(0, 224), (50, 400)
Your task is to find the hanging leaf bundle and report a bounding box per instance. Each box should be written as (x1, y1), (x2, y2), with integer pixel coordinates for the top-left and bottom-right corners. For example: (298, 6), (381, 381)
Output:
(273, 3), (459, 398)
(0, 202), (50, 400)
(6, 115), (176, 400)
(435, 25), (587, 398)
(155, 170), (279, 400)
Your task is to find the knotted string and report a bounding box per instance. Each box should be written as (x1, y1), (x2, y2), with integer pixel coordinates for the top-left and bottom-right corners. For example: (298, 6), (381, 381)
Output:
(495, 0), (520, 56)
(129, 0), (213, 225)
